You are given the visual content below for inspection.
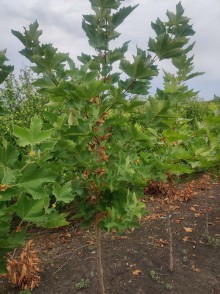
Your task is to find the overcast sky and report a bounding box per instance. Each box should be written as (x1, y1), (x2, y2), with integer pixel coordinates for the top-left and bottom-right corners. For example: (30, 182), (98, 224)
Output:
(1, 0), (219, 100)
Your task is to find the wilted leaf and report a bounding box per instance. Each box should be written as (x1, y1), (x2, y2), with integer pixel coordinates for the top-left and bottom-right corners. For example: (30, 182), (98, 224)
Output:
(132, 269), (142, 276)
(183, 227), (193, 233)
(155, 239), (168, 247)
(192, 265), (201, 272)
(183, 236), (190, 242)
(86, 240), (95, 246)
(65, 233), (71, 238)
(194, 213), (201, 218)
(128, 263), (136, 268)
(143, 213), (164, 221)
(112, 235), (128, 240)
(174, 217), (184, 224)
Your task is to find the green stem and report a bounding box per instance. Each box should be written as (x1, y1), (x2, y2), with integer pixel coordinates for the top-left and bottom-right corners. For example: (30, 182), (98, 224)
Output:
(19, 161), (31, 173)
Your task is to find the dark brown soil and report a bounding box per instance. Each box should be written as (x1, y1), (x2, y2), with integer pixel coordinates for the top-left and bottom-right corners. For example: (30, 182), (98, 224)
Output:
(1, 178), (220, 294)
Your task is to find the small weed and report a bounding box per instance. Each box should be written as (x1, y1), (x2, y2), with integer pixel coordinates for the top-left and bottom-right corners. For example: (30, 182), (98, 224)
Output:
(149, 270), (160, 283)
(182, 249), (188, 263)
(203, 234), (220, 248)
(165, 283), (173, 290)
(75, 279), (89, 290)
(90, 271), (96, 277)
(182, 249), (187, 255)
(88, 245), (96, 251)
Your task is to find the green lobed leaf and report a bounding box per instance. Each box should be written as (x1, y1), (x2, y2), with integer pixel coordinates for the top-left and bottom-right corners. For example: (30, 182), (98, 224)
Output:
(75, 80), (108, 100)
(39, 211), (69, 228)
(0, 144), (19, 166)
(12, 21), (42, 48)
(14, 195), (45, 221)
(0, 164), (17, 184)
(13, 115), (52, 147)
(32, 44), (68, 72)
(107, 42), (129, 63)
(120, 50), (158, 79)
(112, 5), (138, 28)
(90, 0), (120, 9)
(119, 79), (151, 95)
(17, 165), (55, 199)
(53, 181), (74, 203)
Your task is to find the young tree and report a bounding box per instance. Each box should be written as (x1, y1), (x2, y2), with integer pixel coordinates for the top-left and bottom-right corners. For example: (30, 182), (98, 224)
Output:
(0, 1), (219, 292)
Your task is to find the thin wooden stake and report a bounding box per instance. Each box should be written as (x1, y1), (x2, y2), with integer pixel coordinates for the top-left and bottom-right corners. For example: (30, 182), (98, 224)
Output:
(204, 175), (210, 236)
(96, 223), (106, 294)
(167, 191), (174, 272)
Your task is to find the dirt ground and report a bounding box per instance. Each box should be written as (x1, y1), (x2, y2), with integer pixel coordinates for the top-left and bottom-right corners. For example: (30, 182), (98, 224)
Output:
(0, 176), (220, 294)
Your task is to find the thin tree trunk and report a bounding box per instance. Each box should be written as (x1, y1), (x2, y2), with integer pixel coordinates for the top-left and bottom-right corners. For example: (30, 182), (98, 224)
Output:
(205, 187), (209, 236)
(96, 223), (106, 294)
(167, 192), (174, 272)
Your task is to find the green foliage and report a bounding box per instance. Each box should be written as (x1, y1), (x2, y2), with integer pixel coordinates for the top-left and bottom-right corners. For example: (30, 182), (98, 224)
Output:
(0, 0), (219, 277)
(149, 2), (194, 60)
(0, 49), (14, 85)
(0, 67), (49, 145)
(0, 49), (14, 116)
(183, 97), (209, 126)
(75, 278), (89, 290)
(103, 190), (146, 232)
(13, 116), (52, 147)
(213, 94), (220, 104)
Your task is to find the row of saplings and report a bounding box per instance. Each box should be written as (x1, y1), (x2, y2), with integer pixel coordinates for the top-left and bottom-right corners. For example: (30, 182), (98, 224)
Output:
(3, 172), (217, 293)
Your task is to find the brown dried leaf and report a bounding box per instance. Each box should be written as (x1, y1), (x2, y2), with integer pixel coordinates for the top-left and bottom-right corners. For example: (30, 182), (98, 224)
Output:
(144, 213), (165, 221)
(128, 263), (136, 268)
(16, 226), (22, 232)
(183, 236), (190, 242)
(192, 265), (201, 272)
(112, 235), (128, 240)
(174, 218), (184, 224)
(155, 239), (168, 247)
(65, 233), (71, 238)
(0, 184), (9, 191)
(86, 240), (95, 246)
(132, 269), (142, 276)
(194, 213), (201, 218)
(183, 227), (193, 233)
(19, 264), (27, 282)
(6, 240), (42, 291)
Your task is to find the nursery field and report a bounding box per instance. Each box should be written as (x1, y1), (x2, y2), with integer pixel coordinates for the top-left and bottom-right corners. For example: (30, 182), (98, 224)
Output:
(1, 1), (220, 293)
(1, 175), (219, 294)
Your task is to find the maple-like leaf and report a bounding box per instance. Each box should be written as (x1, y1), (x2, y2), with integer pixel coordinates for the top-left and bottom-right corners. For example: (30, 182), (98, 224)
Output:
(13, 116), (52, 147)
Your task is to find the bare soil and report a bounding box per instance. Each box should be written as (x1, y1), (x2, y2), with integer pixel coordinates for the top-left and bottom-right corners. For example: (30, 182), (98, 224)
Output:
(1, 177), (220, 294)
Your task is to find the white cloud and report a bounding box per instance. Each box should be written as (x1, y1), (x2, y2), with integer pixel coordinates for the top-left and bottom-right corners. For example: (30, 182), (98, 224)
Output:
(0, 0), (219, 99)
